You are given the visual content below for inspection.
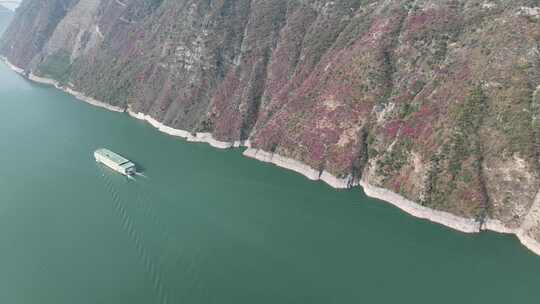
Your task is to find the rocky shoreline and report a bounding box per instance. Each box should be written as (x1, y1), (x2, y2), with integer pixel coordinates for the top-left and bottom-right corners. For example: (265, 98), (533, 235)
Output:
(126, 109), (246, 149)
(359, 180), (482, 233)
(485, 190), (540, 255)
(243, 148), (358, 189)
(2, 57), (539, 256)
(1, 57), (124, 113)
(484, 219), (540, 256)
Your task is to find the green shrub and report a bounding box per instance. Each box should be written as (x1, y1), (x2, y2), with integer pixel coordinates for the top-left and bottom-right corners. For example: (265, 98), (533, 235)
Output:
(36, 51), (72, 83)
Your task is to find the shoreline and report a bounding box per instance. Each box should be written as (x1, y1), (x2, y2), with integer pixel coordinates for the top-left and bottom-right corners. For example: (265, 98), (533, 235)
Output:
(126, 109), (247, 149)
(2, 56), (540, 256)
(0, 56), (124, 113)
(484, 219), (540, 256)
(242, 148), (358, 189)
(359, 180), (482, 233)
(484, 190), (540, 256)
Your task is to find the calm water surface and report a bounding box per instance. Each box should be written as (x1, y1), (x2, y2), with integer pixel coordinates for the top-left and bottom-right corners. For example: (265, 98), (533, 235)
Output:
(1, 20), (539, 304)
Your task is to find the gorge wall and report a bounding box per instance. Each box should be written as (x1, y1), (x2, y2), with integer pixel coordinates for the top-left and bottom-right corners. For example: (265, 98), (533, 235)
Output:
(1, 0), (540, 252)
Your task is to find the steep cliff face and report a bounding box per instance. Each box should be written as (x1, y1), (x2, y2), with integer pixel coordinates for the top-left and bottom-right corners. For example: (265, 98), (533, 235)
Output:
(1, 0), (539, 246)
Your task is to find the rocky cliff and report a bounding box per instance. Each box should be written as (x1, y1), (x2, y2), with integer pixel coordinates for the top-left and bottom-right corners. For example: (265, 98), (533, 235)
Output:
(1, 0), (540, 252)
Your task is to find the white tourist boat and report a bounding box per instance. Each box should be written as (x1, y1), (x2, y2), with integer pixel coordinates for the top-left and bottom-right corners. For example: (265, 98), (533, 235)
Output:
(94, 148), (136, 176)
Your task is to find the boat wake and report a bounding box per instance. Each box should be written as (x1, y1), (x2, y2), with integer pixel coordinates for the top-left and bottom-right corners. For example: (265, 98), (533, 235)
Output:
(97, 166), (169, 304)
(135, 172), (148, 178)
(126, 172), (147, 182)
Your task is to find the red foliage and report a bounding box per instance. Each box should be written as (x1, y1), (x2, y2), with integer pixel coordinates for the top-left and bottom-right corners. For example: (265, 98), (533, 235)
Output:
(405, 7), (459, 41)
(392, 180), (402, 192)
(385, 120), (402, 138)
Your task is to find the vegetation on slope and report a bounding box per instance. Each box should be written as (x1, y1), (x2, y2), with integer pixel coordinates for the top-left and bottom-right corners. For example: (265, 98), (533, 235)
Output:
(1, 0), (539, 230)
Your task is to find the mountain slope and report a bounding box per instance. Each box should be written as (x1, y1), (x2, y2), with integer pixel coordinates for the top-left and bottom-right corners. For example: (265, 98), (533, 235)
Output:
(1, 0), (539, 252)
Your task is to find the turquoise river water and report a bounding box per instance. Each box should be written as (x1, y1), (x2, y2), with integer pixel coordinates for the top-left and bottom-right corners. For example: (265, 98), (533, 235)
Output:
(1, 13), (540, 304)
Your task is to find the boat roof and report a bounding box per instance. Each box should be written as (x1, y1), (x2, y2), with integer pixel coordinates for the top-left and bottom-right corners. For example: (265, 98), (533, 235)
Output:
(120, 162), (136, 169)
(95, 148), (133, 166)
